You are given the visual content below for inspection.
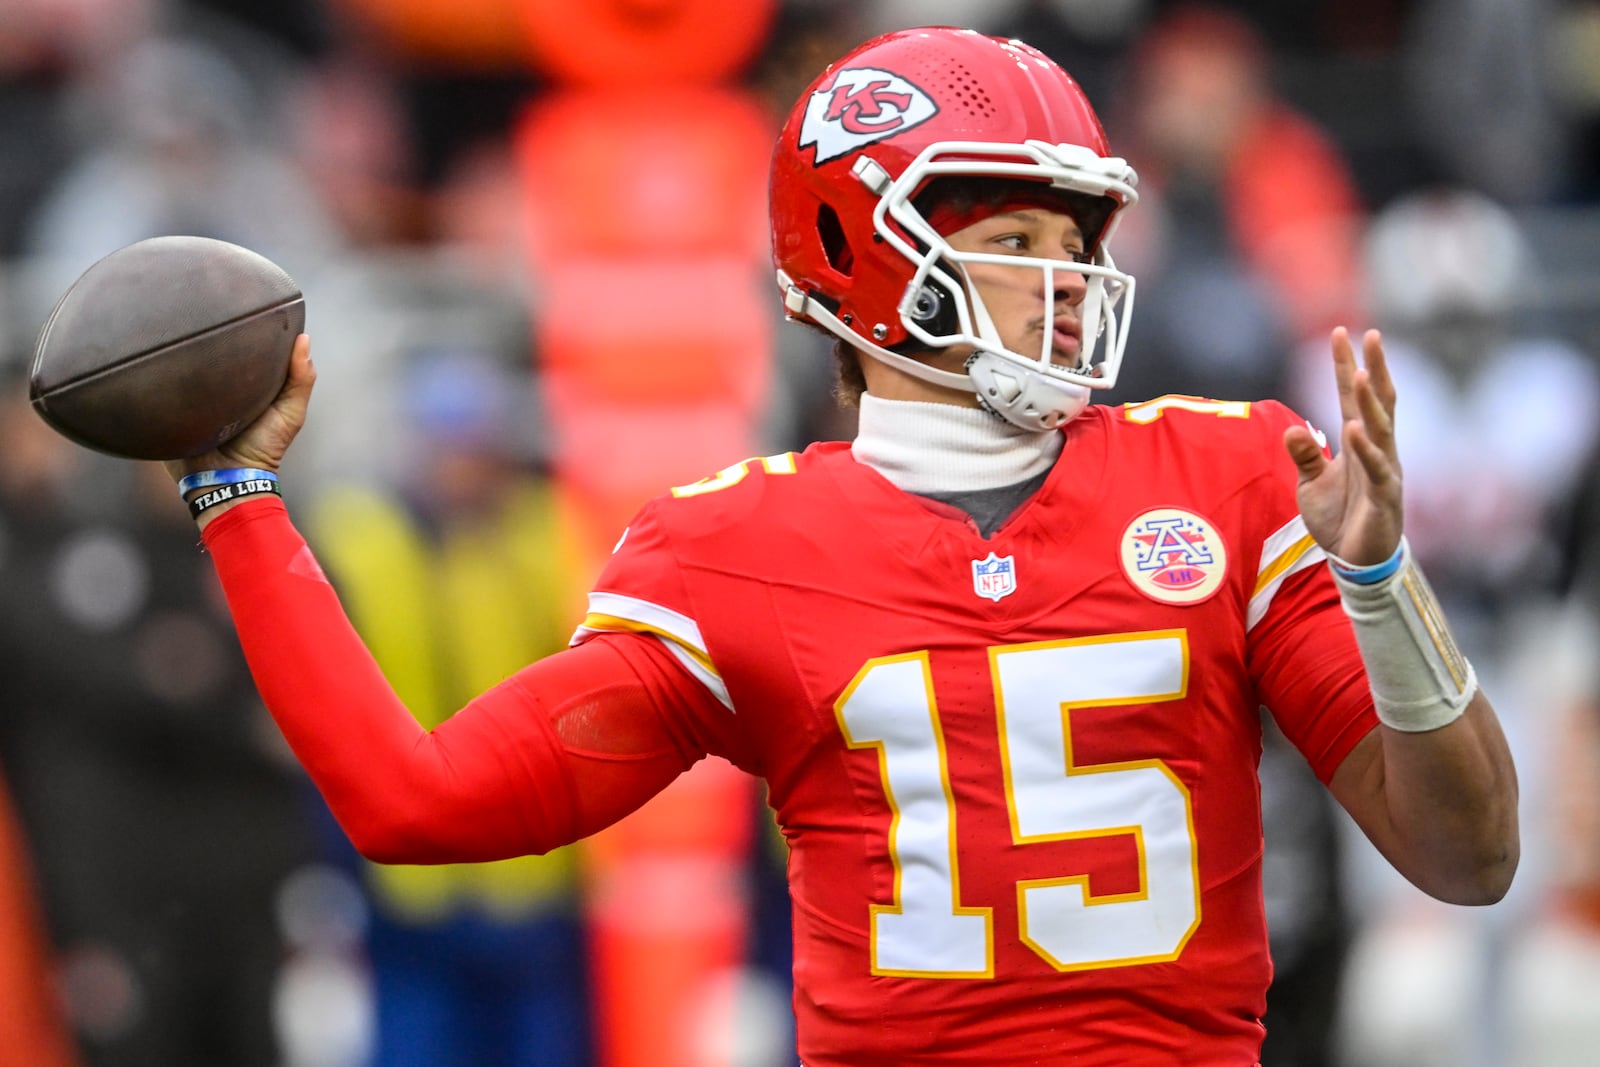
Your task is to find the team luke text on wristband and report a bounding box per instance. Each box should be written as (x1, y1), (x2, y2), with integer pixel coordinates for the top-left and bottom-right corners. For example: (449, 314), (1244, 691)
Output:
(187, 476), (281, 519)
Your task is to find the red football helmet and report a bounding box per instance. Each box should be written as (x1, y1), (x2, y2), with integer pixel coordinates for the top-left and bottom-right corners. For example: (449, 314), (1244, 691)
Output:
(770, 27), (1139, 429)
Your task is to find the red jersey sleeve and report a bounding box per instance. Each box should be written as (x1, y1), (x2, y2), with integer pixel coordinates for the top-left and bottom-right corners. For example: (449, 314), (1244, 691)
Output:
(1235, 400), (1379, 783)
(200, 499), (719, 862)
(1249, 566), (1377, 783)
(571, 495), (750, 767)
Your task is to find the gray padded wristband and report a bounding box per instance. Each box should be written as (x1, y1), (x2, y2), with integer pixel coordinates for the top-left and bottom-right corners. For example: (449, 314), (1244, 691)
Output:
(1331, 538), (1477, 732)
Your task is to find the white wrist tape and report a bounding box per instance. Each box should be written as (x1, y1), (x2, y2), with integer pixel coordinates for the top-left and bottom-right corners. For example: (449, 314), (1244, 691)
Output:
(1331, 539), (1477, 732)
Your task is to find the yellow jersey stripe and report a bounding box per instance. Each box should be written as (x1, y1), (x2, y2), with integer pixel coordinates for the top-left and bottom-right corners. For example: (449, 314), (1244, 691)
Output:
(1247, 517), (1326, 632)
(572, 592), (734, 712)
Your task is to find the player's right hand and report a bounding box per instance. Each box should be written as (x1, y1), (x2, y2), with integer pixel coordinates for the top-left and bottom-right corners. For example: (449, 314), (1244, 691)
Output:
(162, 334), (315, 521)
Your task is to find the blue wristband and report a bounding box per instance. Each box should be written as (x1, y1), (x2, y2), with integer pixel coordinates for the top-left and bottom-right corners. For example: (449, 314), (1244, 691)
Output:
(1328, 540), (1406, 585)
(178, 468), (278, 496)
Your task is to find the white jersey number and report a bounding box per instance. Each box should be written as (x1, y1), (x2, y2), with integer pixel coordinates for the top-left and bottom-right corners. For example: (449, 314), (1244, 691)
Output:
(835, 631), (1201, 977)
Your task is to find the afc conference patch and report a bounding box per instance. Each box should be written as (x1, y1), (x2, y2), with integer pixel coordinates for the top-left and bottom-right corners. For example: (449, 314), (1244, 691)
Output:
(1119, 508), (1227, 605)
(972, 551), (1018, 602)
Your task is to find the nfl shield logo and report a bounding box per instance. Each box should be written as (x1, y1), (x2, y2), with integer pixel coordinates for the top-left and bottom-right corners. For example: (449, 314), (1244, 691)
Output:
(971, 551), (1018, 602)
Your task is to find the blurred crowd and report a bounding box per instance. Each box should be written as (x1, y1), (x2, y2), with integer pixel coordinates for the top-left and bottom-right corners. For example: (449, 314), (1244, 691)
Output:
(0, 1), (1598, 1065)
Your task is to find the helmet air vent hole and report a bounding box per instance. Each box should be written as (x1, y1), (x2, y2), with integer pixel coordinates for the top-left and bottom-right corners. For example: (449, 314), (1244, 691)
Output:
(942, 65), (994, 117)
(817, 202), (853, 276)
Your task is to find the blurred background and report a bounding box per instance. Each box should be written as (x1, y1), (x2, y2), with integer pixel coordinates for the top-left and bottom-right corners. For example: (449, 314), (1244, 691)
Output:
(0, 0), (1597, 1065)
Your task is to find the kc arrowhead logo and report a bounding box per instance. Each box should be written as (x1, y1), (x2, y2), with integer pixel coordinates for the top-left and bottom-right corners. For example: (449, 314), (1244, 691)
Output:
(799, 67), (938, 165)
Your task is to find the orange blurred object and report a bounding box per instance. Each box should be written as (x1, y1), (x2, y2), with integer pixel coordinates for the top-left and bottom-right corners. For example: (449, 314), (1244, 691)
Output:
(0, 769), (82, 1067)
(538, 249), (772, 550)
(550, 401), (762, 547)
(538, 255), (772, 407)
(520, 0), (778, 86)
(514, 87), (774, 262)
(585, 760), (758, 1067)
(329, 0), (534, 67)
(513, 50), (778, 1067)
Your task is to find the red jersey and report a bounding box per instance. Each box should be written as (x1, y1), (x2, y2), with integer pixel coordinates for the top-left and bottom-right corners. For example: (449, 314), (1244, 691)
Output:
(574, 397), (1377, 1065)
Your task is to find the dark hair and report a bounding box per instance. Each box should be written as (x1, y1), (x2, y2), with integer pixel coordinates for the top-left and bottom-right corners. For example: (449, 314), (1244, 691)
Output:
(832, 339), (868, 406)
(911, 176), (1116, 250)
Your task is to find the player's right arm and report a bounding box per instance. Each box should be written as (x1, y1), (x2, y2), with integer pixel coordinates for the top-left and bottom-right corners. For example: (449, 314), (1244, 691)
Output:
(164, 334), (708, 862)
(200, 496), (708, 862)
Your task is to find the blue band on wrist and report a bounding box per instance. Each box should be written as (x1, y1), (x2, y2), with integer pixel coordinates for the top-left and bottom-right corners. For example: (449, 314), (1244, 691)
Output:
(178, 468), (278, 496)
(1329, 540), (1406, 585)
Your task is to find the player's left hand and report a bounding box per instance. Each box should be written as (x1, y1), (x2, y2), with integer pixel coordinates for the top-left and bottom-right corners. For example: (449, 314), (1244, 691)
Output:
(1283, 327), (1403, 566)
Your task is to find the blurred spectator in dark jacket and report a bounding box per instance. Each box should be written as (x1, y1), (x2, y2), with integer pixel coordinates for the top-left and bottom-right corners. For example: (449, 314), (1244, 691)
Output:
(0, 369), (318, 1067)
(1104, 3), (1366, 405)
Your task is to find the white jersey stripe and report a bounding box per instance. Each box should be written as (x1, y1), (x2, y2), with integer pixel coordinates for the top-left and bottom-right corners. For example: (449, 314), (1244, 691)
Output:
(572, 591), (735, 712)
(1247, 516), (1326, 632)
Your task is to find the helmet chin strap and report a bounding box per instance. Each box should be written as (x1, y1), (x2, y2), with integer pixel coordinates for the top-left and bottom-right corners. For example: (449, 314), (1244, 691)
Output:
(781, 277), (972, 394)
(964, 351), (1090, 431)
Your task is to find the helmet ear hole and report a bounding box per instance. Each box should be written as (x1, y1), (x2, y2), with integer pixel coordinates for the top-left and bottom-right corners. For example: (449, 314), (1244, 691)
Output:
(906, 277), (959, 337)
(818, 203), (853, 275)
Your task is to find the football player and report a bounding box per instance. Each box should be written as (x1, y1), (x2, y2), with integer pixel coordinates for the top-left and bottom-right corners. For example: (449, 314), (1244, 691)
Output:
(165, 27), (1518, 1066)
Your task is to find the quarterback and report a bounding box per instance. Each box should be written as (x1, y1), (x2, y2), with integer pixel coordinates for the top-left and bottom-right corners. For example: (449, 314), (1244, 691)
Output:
(165, 27), (1517, 1066)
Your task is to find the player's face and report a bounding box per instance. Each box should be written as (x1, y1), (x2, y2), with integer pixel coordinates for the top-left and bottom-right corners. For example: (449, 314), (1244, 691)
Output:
(943, 208), (1090, 368)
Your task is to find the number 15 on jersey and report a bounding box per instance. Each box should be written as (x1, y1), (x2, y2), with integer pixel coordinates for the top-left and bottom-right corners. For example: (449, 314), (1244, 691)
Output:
(835, 631), (1202, 978)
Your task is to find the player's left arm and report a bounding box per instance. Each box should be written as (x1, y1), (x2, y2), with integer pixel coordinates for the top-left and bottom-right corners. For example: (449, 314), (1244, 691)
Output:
(1285, 327), (1519, 906)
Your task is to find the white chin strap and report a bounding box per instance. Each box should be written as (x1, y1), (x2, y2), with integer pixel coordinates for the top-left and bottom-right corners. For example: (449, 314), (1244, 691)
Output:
(780, 273), (971, 391)
(964, 349), (1090, 431)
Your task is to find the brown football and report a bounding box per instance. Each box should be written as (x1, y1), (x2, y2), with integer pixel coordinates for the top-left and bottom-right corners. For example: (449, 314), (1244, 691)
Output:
(28, 235), (304, 460)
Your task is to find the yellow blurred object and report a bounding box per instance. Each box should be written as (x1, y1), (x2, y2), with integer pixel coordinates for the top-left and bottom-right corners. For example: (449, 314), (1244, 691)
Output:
(309, 478), (586, 920)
